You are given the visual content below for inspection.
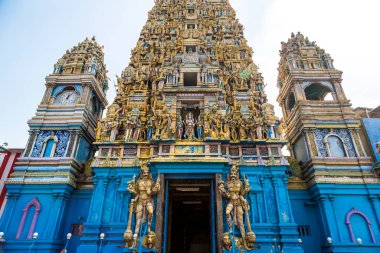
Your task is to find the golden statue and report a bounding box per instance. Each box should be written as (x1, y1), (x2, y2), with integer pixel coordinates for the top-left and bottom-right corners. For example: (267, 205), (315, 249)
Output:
(124, 162), (160, 249)
(218, 164), (256, 250)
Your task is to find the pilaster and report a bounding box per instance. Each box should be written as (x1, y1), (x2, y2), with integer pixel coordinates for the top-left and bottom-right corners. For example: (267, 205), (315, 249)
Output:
(41, 83), (55, 104)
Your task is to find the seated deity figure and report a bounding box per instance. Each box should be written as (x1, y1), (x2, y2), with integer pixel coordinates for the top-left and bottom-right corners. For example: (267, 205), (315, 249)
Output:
(219, 164), (256, 250)
(126, 164), (160, 244)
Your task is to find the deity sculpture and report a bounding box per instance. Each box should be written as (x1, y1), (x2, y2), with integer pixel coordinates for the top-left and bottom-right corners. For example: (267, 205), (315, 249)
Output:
(196, 115), (203, 139)
(218, 164), (256, 250)
(96, 0), (275, 146)
(109, 121), (119, 142)
(209, 105), (221, 139)
(176, 116), (184, 140)
(376, 142), (380, 154)
(184, 112), (196, 140)
(124, 113), (134, 141)
(125, 163), (160, 249)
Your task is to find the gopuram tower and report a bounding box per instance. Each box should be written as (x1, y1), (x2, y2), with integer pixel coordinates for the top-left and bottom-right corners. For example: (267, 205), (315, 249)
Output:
(78, 1), (303, 253)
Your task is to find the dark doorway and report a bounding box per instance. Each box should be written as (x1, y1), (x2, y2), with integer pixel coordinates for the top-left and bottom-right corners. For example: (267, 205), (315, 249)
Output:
(167, 180), (212, 253)
(184, 72), (198, 86)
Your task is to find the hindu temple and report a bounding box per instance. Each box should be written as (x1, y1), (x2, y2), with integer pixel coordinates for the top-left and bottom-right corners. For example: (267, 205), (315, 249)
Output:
(0, 0), (379, 252)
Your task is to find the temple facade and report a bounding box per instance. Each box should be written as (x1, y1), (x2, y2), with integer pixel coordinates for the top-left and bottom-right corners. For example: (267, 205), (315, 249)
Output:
(0, 1), (379, 253)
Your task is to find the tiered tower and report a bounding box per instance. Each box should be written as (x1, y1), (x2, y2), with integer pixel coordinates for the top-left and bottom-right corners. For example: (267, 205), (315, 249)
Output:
(79, 1), (302, 253)
(277, 33), (380, 252)
(0, 37), (108, 252)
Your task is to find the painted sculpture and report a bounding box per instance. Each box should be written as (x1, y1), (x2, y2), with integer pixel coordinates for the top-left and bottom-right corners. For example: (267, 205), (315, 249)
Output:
(94, 0), (282, 144)
(219, 164), (256, 250)
(124, 162), (160, 249)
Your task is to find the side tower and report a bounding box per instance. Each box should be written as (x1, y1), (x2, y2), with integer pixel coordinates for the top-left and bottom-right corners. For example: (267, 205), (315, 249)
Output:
(277, 33), (380, 252)
(0, 37), (108, 252)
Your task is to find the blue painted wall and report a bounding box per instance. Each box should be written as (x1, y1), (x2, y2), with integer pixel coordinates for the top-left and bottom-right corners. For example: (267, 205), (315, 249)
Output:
(75, 137), (92, 164)
(76, 164), (304, 253)
(0, 184), (74, 252)
(60, 190), (92, 252)
(289, 183), (380, 253)
(362, 118), (380, 162)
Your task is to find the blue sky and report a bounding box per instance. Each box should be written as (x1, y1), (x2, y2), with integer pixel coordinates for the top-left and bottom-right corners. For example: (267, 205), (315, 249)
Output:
(1, 0), (379, 148)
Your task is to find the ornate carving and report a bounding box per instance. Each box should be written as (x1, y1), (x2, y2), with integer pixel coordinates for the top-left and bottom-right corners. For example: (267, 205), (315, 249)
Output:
(53, 37), (107, 87)
(307, 131), (318, 156)
(94, 0), (280, 145)
(30, 130), (69, 158)
(124, 162), (160, 249)
(314, 129), (356, 157)
(218, 164), (256, 250)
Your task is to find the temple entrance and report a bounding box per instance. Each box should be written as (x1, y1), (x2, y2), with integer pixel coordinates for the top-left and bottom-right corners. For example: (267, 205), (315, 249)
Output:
(166, 180), (215, 253)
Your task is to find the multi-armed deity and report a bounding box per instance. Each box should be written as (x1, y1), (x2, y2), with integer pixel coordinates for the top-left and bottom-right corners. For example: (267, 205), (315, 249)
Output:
(124, 162), (160, 249)
(219, 164), (256, 250)
(95, 0), (281, 145)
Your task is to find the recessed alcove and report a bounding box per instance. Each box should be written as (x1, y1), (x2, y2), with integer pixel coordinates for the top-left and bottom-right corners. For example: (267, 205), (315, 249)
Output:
(186, 45), (197, 53)
(184, 72), (198, 87)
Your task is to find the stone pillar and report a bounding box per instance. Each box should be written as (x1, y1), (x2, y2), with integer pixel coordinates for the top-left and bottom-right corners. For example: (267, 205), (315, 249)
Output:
(317, 194), (338, 241)
(349, 129), (361, 157)
(44, 190), (72, 240)
(41, 83), (55, 104)
(88, 175), (109, 224)
(65, 130), (77, 157)
(293, 81), (305, 101)
(369, 195), (380, 228)
(305, 129), (318, 157)
(81, 83), (92, 105)
(155, 174), (165, 253)
(355, 129), (367, 157)
(0, 192), (20, 232)
(179, 71), (184, 86)
(328, 195), (342, 241)
(215, 174), (224, 253)
(332, 80), (347, 101)
(23, 130), (38, 157)
(71, 130), (82, 158)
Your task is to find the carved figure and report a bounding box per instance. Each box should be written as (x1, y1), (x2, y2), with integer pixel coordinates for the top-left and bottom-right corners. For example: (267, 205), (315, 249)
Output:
(176, 116), (184, 140)
(109, 121), (119, 142)
(222, 232), (232, 251)
(126, 163), (160, 247)
(219, 164), (255, 250)
(184, 112), (196, 140)
(96, 0), (276, 146)
(142, 232), (157, 249)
